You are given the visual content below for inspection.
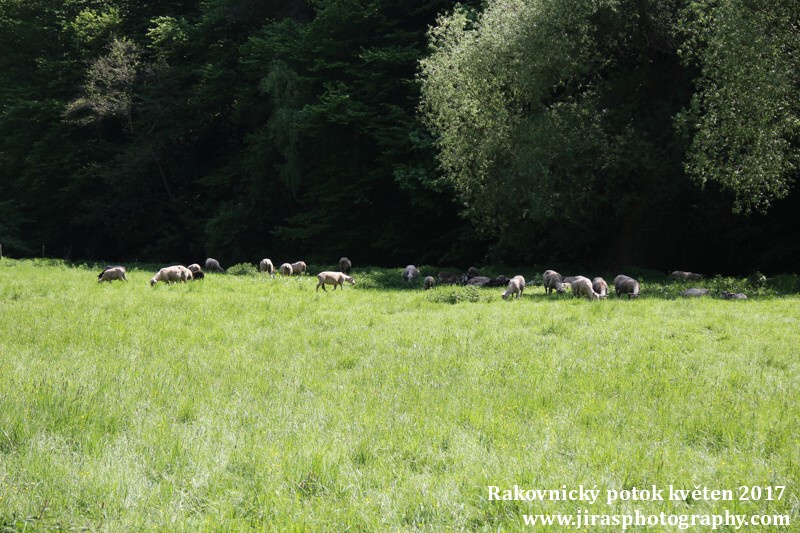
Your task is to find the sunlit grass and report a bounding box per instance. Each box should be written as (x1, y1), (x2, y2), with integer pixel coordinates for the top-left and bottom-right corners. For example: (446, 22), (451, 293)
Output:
(1, 259), (798, 530)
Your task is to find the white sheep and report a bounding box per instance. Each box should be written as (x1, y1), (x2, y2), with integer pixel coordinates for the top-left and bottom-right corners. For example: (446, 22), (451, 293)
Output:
(592, 277), (608, 297)
(316, 271), (355, 292)
(403, 265), (420, 282)
(614, 275), (640, 299)
(187, 263), (203, 274)
(291, 261), (307, 275)
(259, 258), (275, 275)
(502, 275), (526, 300)
(543, 270), (565, 294)
(681, 288), (710, 297)
(205, 258), (225, 273)
(150, 265), (193, 286)
(97, 266), (127, 283)
(279, 263), (293, 276)
(572, 276), (604, 300)
(339, 257), (352, 274)
(423, 276), (435, 290)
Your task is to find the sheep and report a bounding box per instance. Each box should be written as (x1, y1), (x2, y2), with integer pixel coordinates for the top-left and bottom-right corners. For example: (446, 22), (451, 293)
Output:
(438, 271), (467, 285)
(423, 276), (435, 290)
(670, 270), (703, 281)
(501, 275), (526, 300)
(187, 263), (203, 274)
(191, 271), (205, 280)
(97, 266), (127, 283)
(572, 276), (604, 300)
(339, 257), (352, 274)
(279, 263), (293, 276)
(543, 270), (565, 294)
(485, 275), (510, 287)
(592, 277), (608, 297)
(720, 291), (748, 300)
(403, 265), (420, 283)
(150, 265), (192, 286)
(681, 288), (710, 297)
(291, 261), (307, 275)
(316, 271), (355, 292)
(614, 275), (640, 299)
(466, 276), (491, 287)
(466, 267), (480, 278)
(205, 258), (225, 273)
(562, 276), (578, 285)
(259, 258), (275, 275)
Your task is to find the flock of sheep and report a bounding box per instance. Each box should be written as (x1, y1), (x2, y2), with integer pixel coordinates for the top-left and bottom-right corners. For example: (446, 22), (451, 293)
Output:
(97, 259), (747, 300)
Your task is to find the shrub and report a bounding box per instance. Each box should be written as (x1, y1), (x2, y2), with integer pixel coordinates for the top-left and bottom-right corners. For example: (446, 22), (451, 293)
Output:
(426, 285), (482, 304)
(226, 262), (258, 276)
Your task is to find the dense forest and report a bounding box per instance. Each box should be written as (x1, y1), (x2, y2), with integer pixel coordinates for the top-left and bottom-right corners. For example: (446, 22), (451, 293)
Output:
(1, 0), (798, 273)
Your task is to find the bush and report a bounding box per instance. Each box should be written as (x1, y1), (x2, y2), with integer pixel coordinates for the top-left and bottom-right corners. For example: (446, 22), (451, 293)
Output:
(226, 262), (258, 276)
(425, 285), (482, 304)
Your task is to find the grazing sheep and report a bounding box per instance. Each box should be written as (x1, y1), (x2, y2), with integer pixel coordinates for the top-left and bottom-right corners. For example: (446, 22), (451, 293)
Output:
(424, 276), (435, 290)
(501, 275), (526, 300)
(670, 270), (703, 281)
(279, 263), (293, 276)
(205, 258), (225, 273)
(187, 263), (202, 274)
(438, 271), (466, 285)
(259, 258), (275, 275)
(543, 270), (565, 294)
(562, 282), (572, 292)
(720, 291), (748, 300)
(592, 277), (608, 297)
(97, 266), (127, 283)
(339, 257), (352, 274)
(192, 271), (204, 280)
(403, 265), (420, 283)
(291, 261), (307, 275)
(466, 276), (491, 287)
(562, 276), (578, 285)
(150, 265), (192, 286)
(614, 275), (640, 299)
(466, 267), (480, 278)
(316, 271), (355, 292)
(572, 276), (604, 300)
(681, 288), (710, 297)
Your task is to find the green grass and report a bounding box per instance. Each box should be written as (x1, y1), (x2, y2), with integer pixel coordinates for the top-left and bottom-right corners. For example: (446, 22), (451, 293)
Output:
(1, 259), (798, 531)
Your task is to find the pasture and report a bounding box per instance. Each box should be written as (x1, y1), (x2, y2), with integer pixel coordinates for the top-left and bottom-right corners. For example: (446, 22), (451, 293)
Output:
(0, 259), (798, 530)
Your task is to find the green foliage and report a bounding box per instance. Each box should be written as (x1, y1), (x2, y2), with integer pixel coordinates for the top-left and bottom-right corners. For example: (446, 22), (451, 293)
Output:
(226, 262), (259, 276)
(680, 0), (800, 213)
(425, 284), (482, 304)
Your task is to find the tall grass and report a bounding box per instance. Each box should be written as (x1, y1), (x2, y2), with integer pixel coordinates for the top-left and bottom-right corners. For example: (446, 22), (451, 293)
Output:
(0, 259), (798, 530)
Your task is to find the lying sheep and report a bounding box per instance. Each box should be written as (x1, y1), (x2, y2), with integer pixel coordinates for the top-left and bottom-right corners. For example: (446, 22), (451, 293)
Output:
(592, 277), (608, 297)
(259, 258), (275, 275)
(424, 276), (435, 290)
(721, 291), (748, 300)
(543, 270), (565, 294)
(485, 275), (510, 287)
(291, 261), (307, 275)
(150, 265), (192, 286)
(438, 271), (467, 285)
(466, 267), (480, 278)
(339, 257), (352, 274)
(614, 275), (640, 299)
(403, 265), (420, 283)
(98, 266), (127, 283)
(316, 271), (355, 292)
(671, 270), (703, 281)
(572, 276), (604, 300)
(466, 276), (491, 287)
(502, 275), (526, 300)
(205, 258), (225, 273)
(681, 288), (710, 297)
(280, 263), (293, 276)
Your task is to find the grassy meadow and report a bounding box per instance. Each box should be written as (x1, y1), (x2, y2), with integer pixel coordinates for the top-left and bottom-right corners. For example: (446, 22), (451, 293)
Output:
(0, 259), (798, 531)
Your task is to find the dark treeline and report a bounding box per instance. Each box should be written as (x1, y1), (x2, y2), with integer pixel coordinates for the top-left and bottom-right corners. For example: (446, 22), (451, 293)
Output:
(1, 0), (798, 273)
